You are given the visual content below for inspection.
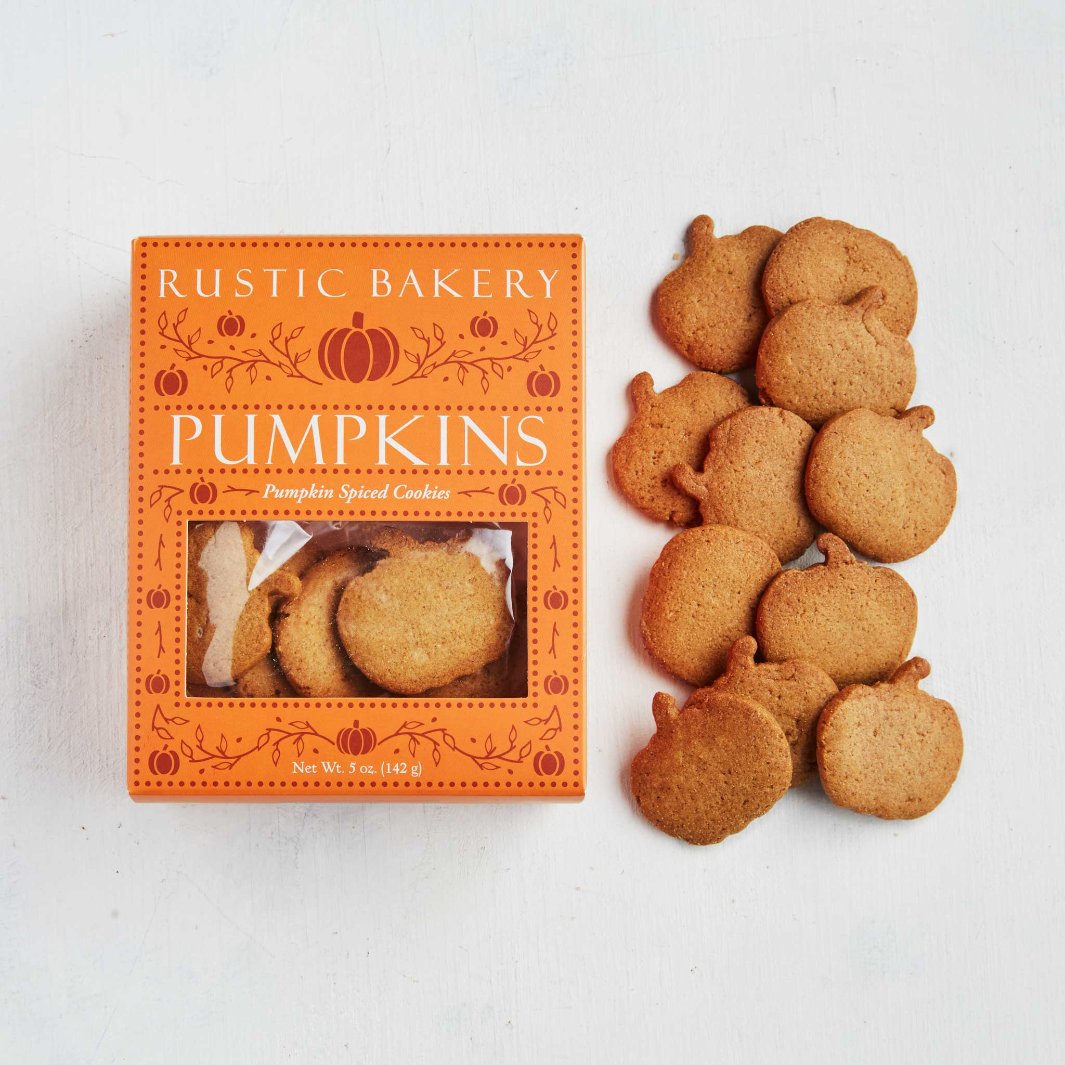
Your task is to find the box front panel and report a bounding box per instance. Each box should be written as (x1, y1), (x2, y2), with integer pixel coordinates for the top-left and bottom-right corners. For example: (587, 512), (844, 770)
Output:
(129, 237), (584, 800)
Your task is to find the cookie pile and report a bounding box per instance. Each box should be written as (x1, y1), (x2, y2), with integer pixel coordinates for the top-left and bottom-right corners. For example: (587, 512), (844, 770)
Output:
(187, 521), (523, 699)
(614, 216), (963, 845)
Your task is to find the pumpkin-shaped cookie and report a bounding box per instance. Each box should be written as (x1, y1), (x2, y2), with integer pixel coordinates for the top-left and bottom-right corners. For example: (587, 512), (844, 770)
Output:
(641, 525), (780, 685)
(611, 370), (750, 525)
(704, 636), (838, 786)
(186, 522), (301, 688)
(630, 690), (792, 845)
(672, 406), (817, 562)
(805, 406), (957, 562)
(761, 217), (918, 335)
(756, 287), (916, 426)
(653, 215), (781, 372)
(337, 532), (514, 695)
(755, 534), (917, 687)
(817, 658), (963, 819)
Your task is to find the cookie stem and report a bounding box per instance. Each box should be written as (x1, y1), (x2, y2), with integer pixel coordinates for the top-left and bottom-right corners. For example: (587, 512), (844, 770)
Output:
(901, 405), (936, 431)
(890, 657), (931, 688)
(671, 462), (709, 503)
(849, 286), (886, 317)
(687, 215), (716, 252)
(630, 371), (656, 411)
(725, 635), (758, 672)
(651, 692), (680, 732)
(816, 533), (854, 567)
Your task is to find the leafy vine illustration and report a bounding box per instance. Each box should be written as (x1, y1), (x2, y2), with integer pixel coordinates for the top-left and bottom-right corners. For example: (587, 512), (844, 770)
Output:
(158, 308), (319, 392)
(548, 623), (560, 658)
(392, 308), (558, 392)
(152, 707), (333, 771)
(531, 486), (567, 523)
(149, 705), (561, 776)
(380, 707), (562, 773)
(148, 483), (184, 521)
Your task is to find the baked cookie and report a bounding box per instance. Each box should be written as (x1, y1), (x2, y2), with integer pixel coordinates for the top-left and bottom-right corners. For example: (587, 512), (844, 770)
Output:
(630, 690), (792, 845)
(817, 658), (963, 819)
(337, 533), (514, 694)
(756, 287), (916, 426)
(755, 533), (917, 687)
(641, 525), (780, 685)
(761, 217), (918, 335)
(186, 522), (301, 688)
(275, 550), (377, 697)
(672, 405), (817, 563)
(704, 636), (838, 786)
(234, 654), (297, 699)
(805, 406), (957, 562)
(611, 371), (750, 525)
(653, 215), (782, 372)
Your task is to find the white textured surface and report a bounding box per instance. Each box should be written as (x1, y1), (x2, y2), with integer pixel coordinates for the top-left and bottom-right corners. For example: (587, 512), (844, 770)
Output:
(2, 2), (1063, 1062)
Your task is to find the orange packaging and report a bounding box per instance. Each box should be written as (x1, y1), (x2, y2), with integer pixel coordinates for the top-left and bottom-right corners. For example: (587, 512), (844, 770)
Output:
(128, 236), (584, 801)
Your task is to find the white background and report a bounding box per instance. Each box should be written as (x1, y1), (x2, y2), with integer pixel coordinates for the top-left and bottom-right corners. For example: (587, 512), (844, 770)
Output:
(2, 2), (1062, 1062)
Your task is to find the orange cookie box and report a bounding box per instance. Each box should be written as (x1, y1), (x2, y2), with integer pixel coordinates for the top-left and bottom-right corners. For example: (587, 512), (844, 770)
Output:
(129, 236), (585, 801)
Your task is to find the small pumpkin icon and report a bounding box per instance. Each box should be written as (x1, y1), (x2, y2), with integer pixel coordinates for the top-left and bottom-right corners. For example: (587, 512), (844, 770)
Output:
(470, 312), (498, 339)
(498, 481), (526, 507)
(533, 749), (565, 777)
(148, 748), (180, 776)
(337, 721), (377, 757)
(544, 674), (570, 696)
(144, 672), (171, 696)
(154, 364), (188, 398)
(189, 479), (218, 506)
(145, 586), (171, 610)
(543, 587), (569, 611)
(318, 311), (399, 383)
(526, 365), (561, 398)
(217, 311), (246, 338)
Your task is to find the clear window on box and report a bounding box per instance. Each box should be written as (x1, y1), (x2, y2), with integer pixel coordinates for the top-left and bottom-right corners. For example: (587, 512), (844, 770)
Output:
(185, 520), (528, 699)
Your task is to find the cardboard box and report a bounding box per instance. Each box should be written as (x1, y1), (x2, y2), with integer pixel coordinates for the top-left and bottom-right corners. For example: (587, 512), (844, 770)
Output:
(129, 236), (584, 801)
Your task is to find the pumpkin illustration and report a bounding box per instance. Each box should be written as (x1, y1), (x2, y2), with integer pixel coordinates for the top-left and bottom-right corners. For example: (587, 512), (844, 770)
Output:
(318, 311), (399, 383)
(189, 480), (218, 506)
(154, 364), (188, 398)
(543, 588), (569, 611)
(544, 674), (569, 696)
(217, 311), (246, 338)
(533, 749), (565, 777)
(145, 586), (171, 610)
(148, 748), (180, 776)
(145, 672), (171, 695)
(498, 481), (526, 506)
(470, 312), (498, 339)
(527, 365), (561, 398)
(337, 721), (377, 756)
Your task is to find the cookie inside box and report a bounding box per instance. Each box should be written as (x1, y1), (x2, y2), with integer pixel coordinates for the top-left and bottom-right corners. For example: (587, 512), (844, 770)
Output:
(185, 520), (528, 700)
